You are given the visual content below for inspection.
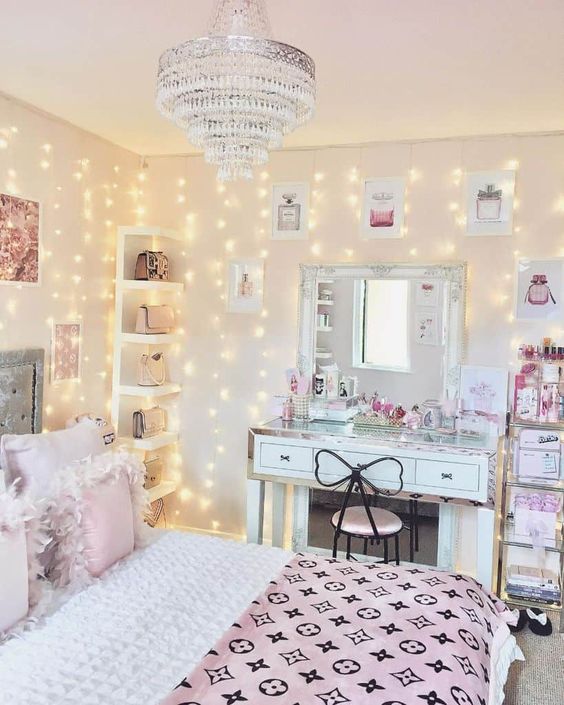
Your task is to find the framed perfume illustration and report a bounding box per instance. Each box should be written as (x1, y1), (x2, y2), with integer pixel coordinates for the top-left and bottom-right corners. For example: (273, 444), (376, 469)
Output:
(360, 177), (405, 239)
(0, 192), (41, 286)
(51, 321), (82, 383)
(415, 280), (441, 308)
(414, 308), (439, 346)
(226, 258), (264, 313)
(271, 182), (309, 240)
(460, 365), (508, 416)
(465, 170), (515, 236)
(515, 258), (564, 321)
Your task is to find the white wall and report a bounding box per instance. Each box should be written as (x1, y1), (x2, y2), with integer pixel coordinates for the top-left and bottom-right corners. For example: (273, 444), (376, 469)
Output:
(142, 134), (564, 539)
(0, 95), (139, 429)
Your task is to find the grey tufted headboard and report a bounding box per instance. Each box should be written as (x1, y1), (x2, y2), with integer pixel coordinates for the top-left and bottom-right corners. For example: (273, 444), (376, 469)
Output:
(0, 349), (44, 439)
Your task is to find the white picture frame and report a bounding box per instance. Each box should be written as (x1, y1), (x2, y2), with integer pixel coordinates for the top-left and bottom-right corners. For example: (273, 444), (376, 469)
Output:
(271, 182), (309, 240)
(465, 170), (515, 236)
(51, 320), (82, 383)
(226, 258), (264, 313)
(0, 192), (42, 287)
(460, 365), (508, 417)
(360, 177), (405, 239)
(515, 257), (564, 321)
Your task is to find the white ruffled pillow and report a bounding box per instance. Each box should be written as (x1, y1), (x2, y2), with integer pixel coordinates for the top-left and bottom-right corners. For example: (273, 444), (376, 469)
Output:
(48, 450), (150, 589)
(0, 484), (51, 641)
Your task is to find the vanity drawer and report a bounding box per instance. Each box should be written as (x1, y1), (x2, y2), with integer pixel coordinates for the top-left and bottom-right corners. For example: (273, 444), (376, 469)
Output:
(259, 442), (313, 472)
(314, 449), (416, 489)
(415, 459), (479, 493)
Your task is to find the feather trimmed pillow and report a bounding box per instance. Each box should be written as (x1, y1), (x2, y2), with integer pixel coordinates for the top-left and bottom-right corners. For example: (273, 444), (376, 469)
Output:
(48, 450), (150, 588)
(0, 483), (50, 640)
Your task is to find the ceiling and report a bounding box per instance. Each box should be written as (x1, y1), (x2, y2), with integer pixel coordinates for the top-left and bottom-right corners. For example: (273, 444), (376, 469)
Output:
(1, 0), (563, 156)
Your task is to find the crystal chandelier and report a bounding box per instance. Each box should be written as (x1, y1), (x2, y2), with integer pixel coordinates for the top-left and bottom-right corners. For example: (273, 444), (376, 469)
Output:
(156, 0), (316, 181)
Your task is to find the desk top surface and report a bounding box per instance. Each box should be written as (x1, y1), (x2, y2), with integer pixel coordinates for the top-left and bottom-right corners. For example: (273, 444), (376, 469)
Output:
(251, 418), (499, 456)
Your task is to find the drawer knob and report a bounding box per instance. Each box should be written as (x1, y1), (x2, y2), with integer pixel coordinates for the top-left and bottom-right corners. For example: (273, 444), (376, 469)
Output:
(441, 472), (453, 480)
(280, 454), (290, 462)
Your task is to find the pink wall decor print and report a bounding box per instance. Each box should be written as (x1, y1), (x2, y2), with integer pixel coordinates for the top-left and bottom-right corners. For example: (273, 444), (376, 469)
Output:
(465, 170), (515, 236)
(51, 322), (82, 382)
(360, 177), (405, 239)
(0, 193), (40, 285)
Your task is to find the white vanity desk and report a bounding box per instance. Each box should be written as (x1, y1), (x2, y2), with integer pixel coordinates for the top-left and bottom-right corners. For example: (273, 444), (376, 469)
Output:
(247, 419), (500, 589)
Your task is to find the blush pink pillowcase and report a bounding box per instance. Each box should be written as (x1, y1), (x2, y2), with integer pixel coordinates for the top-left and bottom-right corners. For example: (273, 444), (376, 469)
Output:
(80, 473), (135, 577)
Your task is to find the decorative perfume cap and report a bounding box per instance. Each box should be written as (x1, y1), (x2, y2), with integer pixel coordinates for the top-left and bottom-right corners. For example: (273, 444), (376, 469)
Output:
(477, 183), (502, 199)
(371, 192), (393, 201)
(282, 192), (297, 204)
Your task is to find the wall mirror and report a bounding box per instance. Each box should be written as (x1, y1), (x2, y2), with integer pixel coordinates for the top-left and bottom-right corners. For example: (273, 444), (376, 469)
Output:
(297, 263), (467, 410)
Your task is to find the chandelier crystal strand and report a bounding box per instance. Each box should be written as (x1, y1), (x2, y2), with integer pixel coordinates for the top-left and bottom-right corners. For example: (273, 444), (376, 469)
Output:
(156, 0), (315, 181)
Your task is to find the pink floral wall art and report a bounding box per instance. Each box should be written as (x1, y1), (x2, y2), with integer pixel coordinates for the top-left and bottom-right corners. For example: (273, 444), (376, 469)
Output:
(51, 322), (82, 382)
(0, 193), (40, 285)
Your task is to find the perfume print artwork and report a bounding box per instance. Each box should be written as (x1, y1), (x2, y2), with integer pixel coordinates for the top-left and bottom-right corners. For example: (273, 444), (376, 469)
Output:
(465, 170), (515, 236)
(515, 258), (564, 321)
(271, 182), (309, 240)
(415, 280), (441, 308)
(361, 177), (405, 239)
(414, 308), (439, 346)
(227, 258), (264, 313)
(0, 193), (41, 285)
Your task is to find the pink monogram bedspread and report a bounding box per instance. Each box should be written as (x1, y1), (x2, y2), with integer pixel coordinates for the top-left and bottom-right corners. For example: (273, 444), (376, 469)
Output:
(161, 554), (516, 705)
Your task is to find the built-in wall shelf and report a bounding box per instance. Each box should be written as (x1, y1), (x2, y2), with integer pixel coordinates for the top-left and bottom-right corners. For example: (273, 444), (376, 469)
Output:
(317, 299), (334, 306)
(119, 383), (181, 398)
(119, 280), (184, 293)
(120, 332), (182, 345)
(316, 352), (333, 359)
(121, 432), (179, 452)
(317, 326), (333, 332)
(119, 226), (182, 242)
(148, 481), (177, 503)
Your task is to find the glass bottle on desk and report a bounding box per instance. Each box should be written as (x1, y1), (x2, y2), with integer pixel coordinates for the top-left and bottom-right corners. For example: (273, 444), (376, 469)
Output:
(278, 193), (301, 231)
(476, 184), (502, 220)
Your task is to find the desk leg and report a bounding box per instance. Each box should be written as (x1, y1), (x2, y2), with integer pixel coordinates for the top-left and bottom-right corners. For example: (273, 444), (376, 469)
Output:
(291, 485), (310, 553)
(246, 479), (265, 544)
(272, 483), (287, 549)
(476, 507), (495, 590)
(437, 504), (457, 571)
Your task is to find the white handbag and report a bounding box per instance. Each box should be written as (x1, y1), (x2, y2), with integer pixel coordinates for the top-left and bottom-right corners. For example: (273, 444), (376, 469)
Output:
(135, 305), (175, 335)
(137, 352), (166, 387)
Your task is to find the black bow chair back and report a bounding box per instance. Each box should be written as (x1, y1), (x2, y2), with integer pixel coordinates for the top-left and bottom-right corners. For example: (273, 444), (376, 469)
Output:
(314, 449), (405, 561)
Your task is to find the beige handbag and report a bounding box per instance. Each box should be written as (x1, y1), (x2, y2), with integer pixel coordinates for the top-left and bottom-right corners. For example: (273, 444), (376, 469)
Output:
(137, 352), (166, 387)
(132, 406), (166, 439)
(135, 305), (175, 335)
(143, 457), (163, 489)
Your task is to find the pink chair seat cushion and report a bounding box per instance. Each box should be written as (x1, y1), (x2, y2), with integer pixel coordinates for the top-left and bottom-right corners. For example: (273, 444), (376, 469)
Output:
(80, 474), (134, 577)
(331, 506), (402, 536)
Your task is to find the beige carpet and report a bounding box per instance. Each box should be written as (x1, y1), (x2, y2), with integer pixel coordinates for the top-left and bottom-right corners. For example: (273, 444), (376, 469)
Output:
(505, 612), (564, 705)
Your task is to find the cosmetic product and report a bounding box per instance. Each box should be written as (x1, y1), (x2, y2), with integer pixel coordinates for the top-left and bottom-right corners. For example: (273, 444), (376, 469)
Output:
(369, 192), (394, 228)
(513, 373), (526, 414)
(476, 183), (502, 220)
(282, 397), (293, 421)
(314, 373), (326, 398)
(317, 313), (330, 328)
(325, 368), (340, 399)
(539, 384), (559, 423)
(277, 192), (301, 231)
(238, 270), (253, 298)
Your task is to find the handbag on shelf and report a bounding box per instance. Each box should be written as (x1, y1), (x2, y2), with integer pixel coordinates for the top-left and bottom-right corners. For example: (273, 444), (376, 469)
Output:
(132, 406), (166, 439)
(135, 305), (175, 335)
(143, 456), (163, 489)
(135, 251), (169, 281)
(137, 352), (166, 387)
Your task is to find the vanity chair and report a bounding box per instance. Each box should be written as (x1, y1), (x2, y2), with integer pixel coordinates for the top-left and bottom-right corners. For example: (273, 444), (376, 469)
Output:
(314, 449), (405, 563)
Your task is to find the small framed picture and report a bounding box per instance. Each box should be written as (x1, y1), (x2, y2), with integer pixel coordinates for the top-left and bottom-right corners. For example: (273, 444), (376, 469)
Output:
(414, 308), (439, 346)
(0, 192), (41, 286)
(460, 365), (508, 416)
(415, 280), (442, 308)
(271, 182), (309, 240)
(515, 258), (564, 321)
(51, 321), (82, 383)
(465, 170), (515, 236)
(360, 177), (405, 239)
(227, 258), (264, 313)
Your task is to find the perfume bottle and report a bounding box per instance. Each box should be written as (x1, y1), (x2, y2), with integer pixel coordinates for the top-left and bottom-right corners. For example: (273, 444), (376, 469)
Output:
(369, 192), (394, 228)
(277, 192), (301, 231)
(282, 397), (294, 421)
(239, 271), (253, 298)
(476, 184), (502, 220)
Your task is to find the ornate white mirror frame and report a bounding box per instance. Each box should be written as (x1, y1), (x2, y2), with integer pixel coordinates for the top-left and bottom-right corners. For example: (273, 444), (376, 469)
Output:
(297, 262), (467, 400)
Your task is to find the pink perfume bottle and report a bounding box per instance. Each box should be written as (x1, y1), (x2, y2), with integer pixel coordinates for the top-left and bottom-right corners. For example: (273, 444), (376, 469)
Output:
(282, 397), (294, 421)
(278, 193), (301, 231)
(239, 270), (253, 298)
(476, 184), (502, 220)
(370, 192), (394, 228)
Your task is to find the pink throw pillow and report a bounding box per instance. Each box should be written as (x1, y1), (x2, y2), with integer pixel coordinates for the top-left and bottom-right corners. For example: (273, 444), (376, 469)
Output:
(80, 474), (135, 577)
(0, 425), (105, 499)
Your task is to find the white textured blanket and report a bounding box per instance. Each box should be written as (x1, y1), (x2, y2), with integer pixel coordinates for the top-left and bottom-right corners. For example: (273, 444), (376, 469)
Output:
(0, 531), (291, 705)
